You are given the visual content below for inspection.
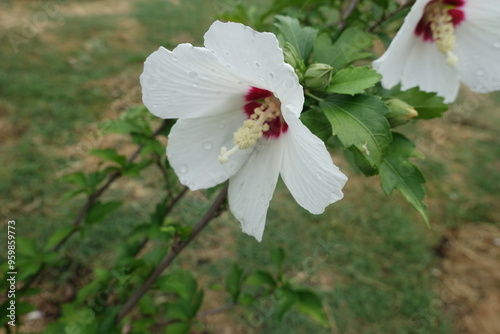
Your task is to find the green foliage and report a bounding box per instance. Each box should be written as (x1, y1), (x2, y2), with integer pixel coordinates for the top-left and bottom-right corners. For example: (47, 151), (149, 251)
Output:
(226, 263), (246, 302)
(394, 87), (449, 119)
(91, 148), (127, 168)
(85, 201), (123, 224)
(321, 94), (392, 166)
(379, 133), (429, 224)
(327, 66), (382, 95)
(313, 27), (374, 69)
(275, 15), (318, 60)
(294, 289), (328, 326)
(300, 109), (332, 142)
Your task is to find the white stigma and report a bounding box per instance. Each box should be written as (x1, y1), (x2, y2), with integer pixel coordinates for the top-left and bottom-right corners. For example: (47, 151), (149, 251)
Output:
(218, 97), (281, 164)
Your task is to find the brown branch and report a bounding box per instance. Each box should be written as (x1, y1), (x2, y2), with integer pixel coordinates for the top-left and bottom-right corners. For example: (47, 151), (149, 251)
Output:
(115, 184), (229, 324)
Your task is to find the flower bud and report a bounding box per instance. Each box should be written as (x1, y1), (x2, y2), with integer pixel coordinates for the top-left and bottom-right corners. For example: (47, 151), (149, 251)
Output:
(385, 98), (419, 127)
(282, 42), (305, 81)
(304, 63), (333, 91)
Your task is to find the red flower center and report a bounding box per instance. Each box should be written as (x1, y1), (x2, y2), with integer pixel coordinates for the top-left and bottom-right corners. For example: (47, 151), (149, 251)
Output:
(244, 87), (288, 139)
(414, 0), (466, 41)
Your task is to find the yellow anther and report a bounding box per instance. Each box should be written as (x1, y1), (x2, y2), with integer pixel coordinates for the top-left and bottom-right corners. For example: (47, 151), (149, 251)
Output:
(428, 7), (459, 66)
(218, 96), (282, 164)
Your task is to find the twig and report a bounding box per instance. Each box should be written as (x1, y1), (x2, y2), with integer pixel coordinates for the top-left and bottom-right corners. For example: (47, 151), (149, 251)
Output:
(368, 0), (415, 33)
(136, 186), (189, 255)
(115, 184), (229, 324)
(338, 0), (361, 30)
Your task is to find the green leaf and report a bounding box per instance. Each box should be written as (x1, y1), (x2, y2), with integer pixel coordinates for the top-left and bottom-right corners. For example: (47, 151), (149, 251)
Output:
(246, 270), (276, 287)
(61, 188), (87, 201)
(16, 237), (37, 257)
(85, 201), (122, 224)
(44, 226), (76, 251)
(270, 246), (285, 268)
(139, 294), (156, 315)
(379, 133), (429, 225)
(321, 94), (392, 166)
(344, 146), (378, 176)
(167, 301), (192, 321)
(165, 322), (191, 334)
(328, 66), (382, 95)
(394, 87), (448, 119)
(313, 27), (373, 69)
(192, 290), (204, 315)
(300, 108), (332, 142)
(275, 15), (318, 60)
(295, 289), (328, 326)
(90, 148), (127, 167)
(226, 263), (245, 302)
(87, 171), (107, 190)
(275, 288), (297, 320)
(159, 271), (197, 300)
(142, 139), (166, 156)
(104, 119), (144, 135)
(61, 172), (87, 187)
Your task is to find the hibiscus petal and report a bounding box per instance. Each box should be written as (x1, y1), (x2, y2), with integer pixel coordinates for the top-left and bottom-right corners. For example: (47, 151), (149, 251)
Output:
(140, 44), (249, 119)
(401, 38), (460, 103)
(455, 3), (500, 93)
(373, 0), (428, 89)
(167, 111), (253, 190)
(228, 139), (283, 242)
(204, 21), (304, 118)
(280, 116), (347, 215)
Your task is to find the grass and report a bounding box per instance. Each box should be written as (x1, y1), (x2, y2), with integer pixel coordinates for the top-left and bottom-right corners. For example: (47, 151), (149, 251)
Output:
(1, 0), (498, 333)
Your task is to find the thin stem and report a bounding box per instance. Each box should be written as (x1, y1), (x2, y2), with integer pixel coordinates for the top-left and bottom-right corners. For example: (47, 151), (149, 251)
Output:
(368, 0), (415, 33)
(305, 91), (325, 102)
(115, 184), (229, 324)
(136, 186), (189, 256)
(338, 0), (361, 30)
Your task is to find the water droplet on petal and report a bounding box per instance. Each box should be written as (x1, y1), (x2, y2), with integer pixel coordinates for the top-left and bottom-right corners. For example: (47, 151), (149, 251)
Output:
(153, 103), (158, 108)
(180, 165), (188, 174)
(493, 42), (500, 49)
(255, 61), (261, 68)
(192, 83), (199, 88)
(225, 64), (232, 69)
(224, 50), (231, 56)
(477, 70), (484, 76)
(188, 70), (199, 79)
(269, 72), (275, 78)
(203, 142), (213, 150)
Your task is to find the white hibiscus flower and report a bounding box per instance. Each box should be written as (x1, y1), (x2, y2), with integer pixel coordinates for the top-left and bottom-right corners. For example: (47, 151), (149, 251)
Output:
(140, 21), (347, 241)
(373, 0), (500, 103)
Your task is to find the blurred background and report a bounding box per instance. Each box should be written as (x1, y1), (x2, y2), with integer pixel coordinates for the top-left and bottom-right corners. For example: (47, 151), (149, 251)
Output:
(1, 0), (499, 333)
